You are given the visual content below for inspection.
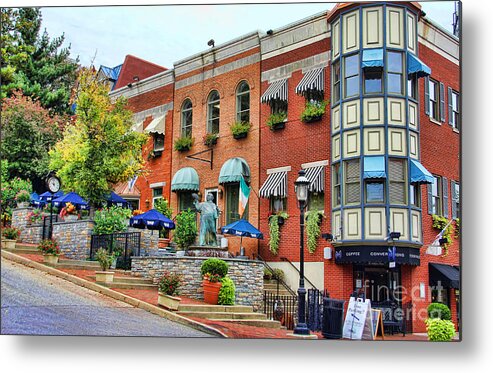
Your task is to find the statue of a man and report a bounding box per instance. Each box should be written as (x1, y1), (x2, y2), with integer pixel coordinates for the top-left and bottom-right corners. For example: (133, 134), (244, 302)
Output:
(192, 193), (220, 246)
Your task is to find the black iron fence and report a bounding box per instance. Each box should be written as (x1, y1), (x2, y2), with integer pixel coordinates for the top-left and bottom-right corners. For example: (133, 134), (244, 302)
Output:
(90, 232), (141, 270)
(42, 215), (60, 240)
(307, 288), (329, 332)
(263, 292), (298, 330)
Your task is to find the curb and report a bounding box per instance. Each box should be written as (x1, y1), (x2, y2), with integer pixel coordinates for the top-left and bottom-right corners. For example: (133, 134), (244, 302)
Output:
(1, 250), (228, 338)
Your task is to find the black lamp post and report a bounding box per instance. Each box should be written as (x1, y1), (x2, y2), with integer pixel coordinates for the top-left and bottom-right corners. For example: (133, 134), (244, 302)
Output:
(293, 169), (311, 336)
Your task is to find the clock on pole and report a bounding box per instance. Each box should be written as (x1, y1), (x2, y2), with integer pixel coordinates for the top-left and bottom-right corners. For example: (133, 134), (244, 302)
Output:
(47, 175), (61, 193)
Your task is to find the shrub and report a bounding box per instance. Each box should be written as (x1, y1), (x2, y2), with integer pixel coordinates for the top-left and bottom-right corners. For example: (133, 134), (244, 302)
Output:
(173, 209), (197, 250)
(93, 207), (128, 235)
(201, 258), (229, 278)
(27, 209), (44, 224)
(2, 226), (20, 240)
(95, 248), (113, 272)
(427, 302), (452, 321)
(271, 268), (285, 282)
(15, 190), (31, 203)
(230, 121), (251, 137)
(174, 136), (193, 151)
(300, 100), (328, 122)
(37, 239), (60, 256)
(158, 271), (183, 296)
(218, 277), (236, 305)
(425, 318), (456, 341)
(266, 112), (287, 129)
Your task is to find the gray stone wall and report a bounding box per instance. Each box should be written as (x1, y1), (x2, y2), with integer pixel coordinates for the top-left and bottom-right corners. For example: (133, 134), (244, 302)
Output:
(12, 207), (31, 233)
(12, 207), (44, 244)
(131, 256), (264, 308)
(22, 224), (43, 244)
(128, 227), (159, 256)
(52, 220), (94, 260)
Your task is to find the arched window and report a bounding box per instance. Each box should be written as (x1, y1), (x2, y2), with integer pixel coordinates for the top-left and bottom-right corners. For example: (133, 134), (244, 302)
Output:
(236, 81), (250, 123)
(207, 90), (220, 134)
(181, 99), (193, 137)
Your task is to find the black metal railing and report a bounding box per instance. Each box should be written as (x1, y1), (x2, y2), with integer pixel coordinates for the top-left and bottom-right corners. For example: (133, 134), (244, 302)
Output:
(307, 288), (329, 332)
(263, 292), (298, 330)
(257, 254), (297, 297)
(280, 256), (318, 290)
(42, 215), (60, 240)
(90, 232), (141, 270)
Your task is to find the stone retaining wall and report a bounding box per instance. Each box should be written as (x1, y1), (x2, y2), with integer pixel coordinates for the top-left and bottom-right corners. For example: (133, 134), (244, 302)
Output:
(12, 207), (31, 233)
(131, 256), (264, 308)
(128, 227), (160, 256)
(52, 220), (94, 260)
(21, 224), (43, 244)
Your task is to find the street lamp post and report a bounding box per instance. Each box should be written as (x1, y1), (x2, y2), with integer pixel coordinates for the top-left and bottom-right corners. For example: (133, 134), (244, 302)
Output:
(293, 169), (311, 336)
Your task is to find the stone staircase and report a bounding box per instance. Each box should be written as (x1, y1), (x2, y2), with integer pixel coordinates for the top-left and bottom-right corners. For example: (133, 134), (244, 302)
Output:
(176, 304), (282, 329)
(263, 279), (296, 297)
(92, 275), (157, 290)
(3, 243), (39, 254)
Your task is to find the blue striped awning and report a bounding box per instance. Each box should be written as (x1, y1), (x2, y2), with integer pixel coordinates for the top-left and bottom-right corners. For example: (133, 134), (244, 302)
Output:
(363, 156), (386, 179)
(410, 159), (434, 184)
(295, 67), (325, 95)
(261, 78), (288, 103)
(407, 52), (431, 78)
(304, 166), (325, 193)
(259, 171), (287, 198)
(362, 48), (384, 68)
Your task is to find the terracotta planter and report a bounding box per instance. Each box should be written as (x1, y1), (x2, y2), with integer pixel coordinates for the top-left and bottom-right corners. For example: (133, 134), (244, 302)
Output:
(95, 271), (114, 283)
(16, 202), (30, 208)
(203, 279), (222, 305)
(1, 239), (16, 250)
(158, 292), (182, 311)
(43, 254), (59, 265)
(158, 238), (170, 248)
(64, 214), (79, 222)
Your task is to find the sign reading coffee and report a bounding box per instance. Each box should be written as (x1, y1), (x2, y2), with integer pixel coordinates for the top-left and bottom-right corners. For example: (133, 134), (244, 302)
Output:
(334, 246), (420, 265)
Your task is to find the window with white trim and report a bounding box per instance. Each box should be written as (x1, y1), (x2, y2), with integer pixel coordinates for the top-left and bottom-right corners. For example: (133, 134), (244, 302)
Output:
(430, 175), (443, 215)
(344, 54), (359, 98)
(451, 90), (460, 130)
(333, 163), (341, 207)
(387, 51), (403, 95)
(429, 79), (439, 121)
(236, 81), (250, 123)
(207, 90), (220, 134)
(332, 60), (341, 103)
(344, 159), (360, 204)
(389, 158), (407, 205)
(152, 187), (163, 208)
(181, 99), (193, 137)
(153, 133), (164, 151)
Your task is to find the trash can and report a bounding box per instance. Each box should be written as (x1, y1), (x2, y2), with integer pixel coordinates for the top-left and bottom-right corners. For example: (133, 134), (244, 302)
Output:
(322, 298), (346, 339)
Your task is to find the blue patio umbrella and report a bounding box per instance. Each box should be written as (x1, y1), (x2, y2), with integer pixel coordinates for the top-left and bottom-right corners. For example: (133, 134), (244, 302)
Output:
(106, 191), (128, 207)
(221, 219), (263, 256)
(52, 192), (89, 209)
(130, 209), (175, 230)
(30, 192), (45, 207)
(39, 190), (64, 202)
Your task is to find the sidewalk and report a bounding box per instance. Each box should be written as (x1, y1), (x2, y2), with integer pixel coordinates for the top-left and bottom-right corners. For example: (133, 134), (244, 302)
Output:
(1, 244), (435, 341)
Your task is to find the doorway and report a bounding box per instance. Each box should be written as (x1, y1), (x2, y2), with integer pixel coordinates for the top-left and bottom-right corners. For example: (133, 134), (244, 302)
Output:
(353, 265), (401, 303)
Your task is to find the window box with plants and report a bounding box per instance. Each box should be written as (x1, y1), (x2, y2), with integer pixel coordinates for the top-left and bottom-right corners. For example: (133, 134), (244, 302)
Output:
(95, 248), (115, 283)
(201, 258), (229, 304)
(157, 271), (183, 310)
(15, 190), (31, 208)
(301, 100), (328, 123)
(268, 212), (289, 255)
(230, 121), (251, 139)
(1, 227), (20, 250)
(266, 112), (287, 131)
(37, 239), (61, 265)
(174, 136), (193, 152)
(203, 132), (219, 147)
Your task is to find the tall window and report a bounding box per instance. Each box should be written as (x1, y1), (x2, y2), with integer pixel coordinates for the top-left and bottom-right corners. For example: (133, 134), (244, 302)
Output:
(344, 54), (359, 98)
(345, 159), (360, 204)
(270, 197), (286, 214)
(389, 159), (407, 205)
(365, 181), (384, 203)
(271, 99), (287, 115)
(408, 75), (417, 100)
(450, 90), (460, 130)
(207, 90), (220, 134)
(153, 133), (164, 151)
(181, 99), (193, 137)
(333, 163), (341, 207)
(309, 192), (325, 211)
(178, 192), (195, 212)
(332, 60), (341, 103)
(387, 52), (403, 95)
(364, 68), (383, 94)
(236, 81), (250, 123)
(152, 187), (163, 208)
(225, 184), (248, 224)
(429, 79), (439, 121)
(430, 176), (442, 215)
(453, 182), (460, 218)
(410, 184), (421, 208)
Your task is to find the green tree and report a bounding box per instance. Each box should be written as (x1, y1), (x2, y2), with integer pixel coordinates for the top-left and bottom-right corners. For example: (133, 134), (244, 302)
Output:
(1, 8), (79, 115)
(49, 68), (148, 213)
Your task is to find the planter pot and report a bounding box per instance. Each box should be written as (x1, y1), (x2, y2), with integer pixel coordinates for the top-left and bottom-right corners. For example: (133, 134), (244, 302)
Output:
(269, 121), (286, 131)
(64, 214), (79, 222)
(233, 132), (248, 140)
(1, 238), (16, 250)
(302, 115), (323, 123)
(158, 238), (171, 248)
(158, 292), (182, 311)
(43, 254), (59, 265)
(17, 202), (30, 208)
(204, 138), (218, 147)
(202, 279), (222, 305)
(95, 271), (115, 283)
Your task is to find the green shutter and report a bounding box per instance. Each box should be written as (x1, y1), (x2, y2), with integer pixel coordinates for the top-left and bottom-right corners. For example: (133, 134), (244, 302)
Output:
(439, 82), (445, 122)
(442, 177), (449, 218)
(424, 76), (430, 115)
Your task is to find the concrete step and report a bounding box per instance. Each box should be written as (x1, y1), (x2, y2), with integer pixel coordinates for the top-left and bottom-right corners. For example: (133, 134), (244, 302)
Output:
(212, 319), (282, 329)
(177, 311), (267, 320)
(55, 260), (101, 270)
(111, 276), (154, 285)
(177, 304), (253, 313)
(6, 244), (39, 254)
(101, 282), (158, 290)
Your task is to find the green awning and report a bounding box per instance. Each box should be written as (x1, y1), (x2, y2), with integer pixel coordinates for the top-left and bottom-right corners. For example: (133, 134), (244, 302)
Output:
(218, 157), (251, 184)
(171, 167), (199, 192)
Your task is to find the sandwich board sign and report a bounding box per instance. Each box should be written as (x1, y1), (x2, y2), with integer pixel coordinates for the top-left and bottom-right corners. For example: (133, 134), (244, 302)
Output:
(371, 309), (385, 340)
(342, 296), (373, 340)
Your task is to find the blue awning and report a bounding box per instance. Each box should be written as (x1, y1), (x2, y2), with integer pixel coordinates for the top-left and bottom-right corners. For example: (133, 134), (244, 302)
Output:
(407, 53), (431, 78)
(218, 157), (251, 184)
(410, 159), (434, 184)
(362, 49), (384, 68)
(363, 157), (386, 179)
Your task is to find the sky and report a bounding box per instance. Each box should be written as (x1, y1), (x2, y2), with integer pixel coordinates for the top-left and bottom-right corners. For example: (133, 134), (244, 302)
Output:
(8, 1), (458, 70)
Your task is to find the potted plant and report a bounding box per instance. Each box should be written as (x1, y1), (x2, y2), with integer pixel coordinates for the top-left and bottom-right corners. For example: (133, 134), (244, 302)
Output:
(268, 212), (288, 255)
(15, 190), (31, 208)
(266, 111), (287, 131)
(37, 239), (61, 265)
(1, 227), (20, 250)
(61, 202), (78, 222)
(203, 132), (219, 147)
(201, 258), (229, 304)
(174, 136), (193, 152)
(305, 210), (324, 254)
(95, 248), (115, 283)
(230, 121), (251, 139)
(157, 271), (183, 310)
(217, 276), (236, 305)
(300, 100), (328, 123)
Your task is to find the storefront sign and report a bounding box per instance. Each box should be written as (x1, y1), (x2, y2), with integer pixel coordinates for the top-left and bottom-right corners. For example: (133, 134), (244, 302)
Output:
(342, 297), (373, 340)
(334, 246), (420, 265)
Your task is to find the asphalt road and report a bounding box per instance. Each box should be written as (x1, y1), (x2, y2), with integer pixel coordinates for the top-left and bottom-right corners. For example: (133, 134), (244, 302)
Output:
(1, 259), (213, 337)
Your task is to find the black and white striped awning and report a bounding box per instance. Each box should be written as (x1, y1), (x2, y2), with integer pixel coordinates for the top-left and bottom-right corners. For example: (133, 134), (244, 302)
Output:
(261, 79), (288, 103)
(259, 171), (287, 198)
(304, 166), (325, 193)
(295, 67), (325, 95)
